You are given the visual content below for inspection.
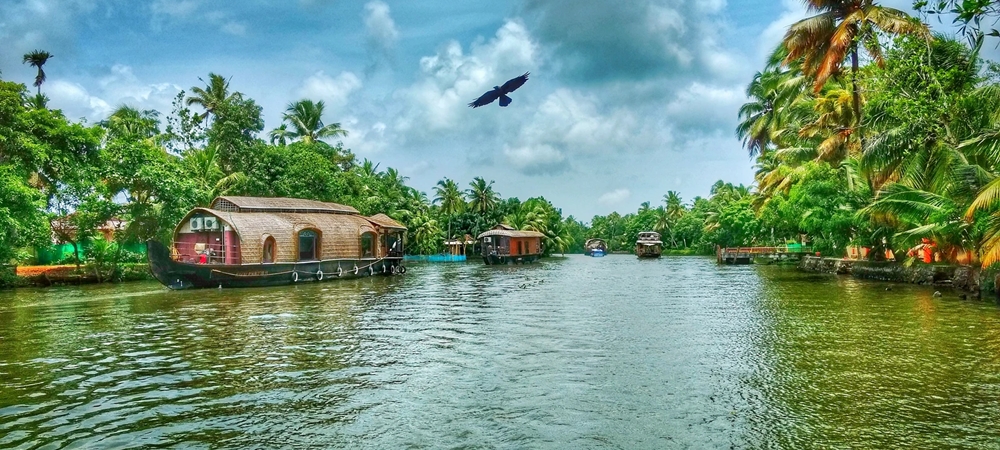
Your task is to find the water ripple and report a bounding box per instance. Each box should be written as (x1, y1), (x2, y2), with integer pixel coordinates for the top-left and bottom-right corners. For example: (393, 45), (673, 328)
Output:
(2, 256), (1000, 448)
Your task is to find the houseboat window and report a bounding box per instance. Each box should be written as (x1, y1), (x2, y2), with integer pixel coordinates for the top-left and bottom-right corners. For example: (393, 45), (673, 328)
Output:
(361, 232), (375, 258)
(518, 241), (524, 255)
(263, 236), (276, 263)
(298, 230), (319, 261)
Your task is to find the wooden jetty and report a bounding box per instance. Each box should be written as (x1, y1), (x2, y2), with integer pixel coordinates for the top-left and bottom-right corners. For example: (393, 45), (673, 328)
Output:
(716, 246), (812, 265)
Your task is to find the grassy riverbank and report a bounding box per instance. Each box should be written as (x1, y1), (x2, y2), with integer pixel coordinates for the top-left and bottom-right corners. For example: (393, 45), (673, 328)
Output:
(1, 263), (153, 289)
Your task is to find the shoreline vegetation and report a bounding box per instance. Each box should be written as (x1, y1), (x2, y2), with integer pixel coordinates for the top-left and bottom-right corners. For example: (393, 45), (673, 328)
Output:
(8, 1), (1000, 295)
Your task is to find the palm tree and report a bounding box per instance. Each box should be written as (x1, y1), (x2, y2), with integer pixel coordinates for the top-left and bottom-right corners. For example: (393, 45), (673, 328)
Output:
(186, 73), (236, 123)
(467, 177), (499, 215)
(22, 50), (53, 95)
(663, 191), (684, 220)
(269, 124), (290, 146)
(26, 93), (49, 110)
(184, 146), (247, 206)
(736, 68), (808, 157)
(653, 206), (673, 246)
(360, 159), (381, 178)
(278, 99), (348, 144)
(797, 81), (860, 165)
(410, 212), (442, 255)
(782, 0), (928, 127)
(433, 178), (465, 239)
(103, 106), (159, 141)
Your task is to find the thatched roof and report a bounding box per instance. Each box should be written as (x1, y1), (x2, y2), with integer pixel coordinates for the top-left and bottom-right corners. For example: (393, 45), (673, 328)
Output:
(367, 213), (407, 230)
(211, 196), (359, 214)
(477, 229), (546, 239)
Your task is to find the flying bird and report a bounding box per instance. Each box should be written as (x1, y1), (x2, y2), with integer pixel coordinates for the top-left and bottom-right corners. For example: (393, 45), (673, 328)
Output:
(468, 72), (529, 108)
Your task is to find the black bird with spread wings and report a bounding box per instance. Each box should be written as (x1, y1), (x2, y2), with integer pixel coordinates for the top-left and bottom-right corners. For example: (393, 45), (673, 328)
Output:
(468, 72), (529, 108)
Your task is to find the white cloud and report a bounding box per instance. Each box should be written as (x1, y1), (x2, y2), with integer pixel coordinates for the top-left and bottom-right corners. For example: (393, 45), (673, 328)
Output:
(342, 118), (391, 155)
(220, 21), (247, 36)
(39, 64), (182, 123)
(46, 80), (113, 120)
(297, 71), (363, 113)
(598, 188), (631, 206)
(362, 1), (399, 74)
(151, 0), (200, 18)
(664, 82), (744, 133)
(364, 1), (398, 51)
(503, 144), (568, 175)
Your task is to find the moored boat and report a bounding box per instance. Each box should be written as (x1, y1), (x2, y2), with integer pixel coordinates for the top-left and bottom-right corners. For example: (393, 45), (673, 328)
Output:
(584, 238), (607, 257)
(477, 224), (545, 265)
(147, 196), (406, 289)
(635, 231), (662, 258)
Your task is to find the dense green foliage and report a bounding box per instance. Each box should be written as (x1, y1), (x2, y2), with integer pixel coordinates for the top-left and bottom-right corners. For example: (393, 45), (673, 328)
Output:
(0, 69), (585, 269)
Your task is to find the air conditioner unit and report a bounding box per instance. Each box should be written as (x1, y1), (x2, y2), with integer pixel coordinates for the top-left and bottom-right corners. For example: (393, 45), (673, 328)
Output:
(483, 236), (492, 243)
(203, 216), (219, 230)
(189, 217), (204, 231)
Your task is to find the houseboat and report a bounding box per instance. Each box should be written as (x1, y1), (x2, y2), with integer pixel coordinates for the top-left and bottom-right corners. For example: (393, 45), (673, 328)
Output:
(477, 224), (545, 265)
(584, 238), (607, 257)
(147, 196), (406, 289)
(635, 231), (662, 258)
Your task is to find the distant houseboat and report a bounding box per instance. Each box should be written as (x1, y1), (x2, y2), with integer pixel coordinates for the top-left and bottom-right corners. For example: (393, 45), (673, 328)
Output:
(584, 239), (607, 257)
(477, 224), (545, 265)
(147, 196), (406, 289)
(635, 231), (662, 258)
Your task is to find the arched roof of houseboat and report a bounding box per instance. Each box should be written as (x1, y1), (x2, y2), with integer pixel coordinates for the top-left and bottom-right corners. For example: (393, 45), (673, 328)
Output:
(210, 196), (359, 214)
(477, 229), (546, 239)
(367, 213), (407, 230)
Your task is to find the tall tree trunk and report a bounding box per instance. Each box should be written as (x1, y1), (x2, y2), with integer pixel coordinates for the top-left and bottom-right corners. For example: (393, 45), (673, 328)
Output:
(73, 241), (81, 271)
(851, 47), (863, 145)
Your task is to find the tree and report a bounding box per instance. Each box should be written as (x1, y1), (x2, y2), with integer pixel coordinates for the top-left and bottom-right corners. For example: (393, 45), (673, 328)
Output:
(783, 0), (928, 129)
(186, 73), (236, 123)
(467, 177), (500, 215)
(277, 99), (348, 144)
(433, 178), (464, 239)
(269, 124), (290, 146)
(736, 67), (808, 156)
(22, 50), (53, 95)
(915, 0), (1000, 41)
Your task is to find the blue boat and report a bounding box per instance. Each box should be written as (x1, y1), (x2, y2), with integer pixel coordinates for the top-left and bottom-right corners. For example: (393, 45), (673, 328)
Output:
(584, 239), (607, 257)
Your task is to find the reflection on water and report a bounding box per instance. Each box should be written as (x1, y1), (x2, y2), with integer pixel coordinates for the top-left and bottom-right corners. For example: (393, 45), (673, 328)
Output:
(1, 257), (1000, 448)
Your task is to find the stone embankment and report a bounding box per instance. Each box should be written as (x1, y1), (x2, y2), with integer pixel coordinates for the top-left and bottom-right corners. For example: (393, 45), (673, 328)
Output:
(799, 256), (990, 299)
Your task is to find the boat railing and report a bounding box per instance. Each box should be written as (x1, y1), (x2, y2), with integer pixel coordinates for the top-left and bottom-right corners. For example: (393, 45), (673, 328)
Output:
(173, 242), (239, 264)
(483, 245), (511, 256)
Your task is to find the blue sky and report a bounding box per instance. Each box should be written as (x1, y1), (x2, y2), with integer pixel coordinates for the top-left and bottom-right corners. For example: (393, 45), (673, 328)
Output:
(1, 0), (926, 220)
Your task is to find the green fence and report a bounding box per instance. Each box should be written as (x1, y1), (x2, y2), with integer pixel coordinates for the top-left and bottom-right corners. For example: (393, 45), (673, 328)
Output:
(32, 241), (147, 265)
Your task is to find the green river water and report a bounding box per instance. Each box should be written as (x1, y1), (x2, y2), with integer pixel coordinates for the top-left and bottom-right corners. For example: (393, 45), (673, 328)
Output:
(2, 255), (1000, 449)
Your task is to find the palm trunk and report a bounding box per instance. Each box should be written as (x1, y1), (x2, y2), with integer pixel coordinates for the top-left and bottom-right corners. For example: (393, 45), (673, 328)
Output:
(851, 47), (863, 145)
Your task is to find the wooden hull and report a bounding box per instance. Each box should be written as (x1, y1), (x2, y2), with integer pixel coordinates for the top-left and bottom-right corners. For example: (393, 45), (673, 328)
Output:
(636, 246), (662, 258)
(481, 254), (541, 265)
(147, 240), (403, 290)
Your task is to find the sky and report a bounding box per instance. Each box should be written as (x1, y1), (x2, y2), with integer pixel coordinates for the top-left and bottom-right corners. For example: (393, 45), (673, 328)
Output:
(1, 0), (934, 220)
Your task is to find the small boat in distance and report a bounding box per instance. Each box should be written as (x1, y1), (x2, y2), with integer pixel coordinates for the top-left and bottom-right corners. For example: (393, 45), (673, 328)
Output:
(635, 231), (662, 258)
(147, 196), (406, 289)
(477, 224), (545, 265)
(584, 239), (607, 257)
